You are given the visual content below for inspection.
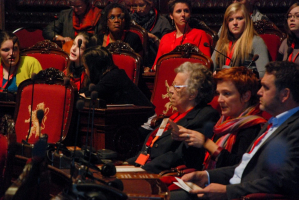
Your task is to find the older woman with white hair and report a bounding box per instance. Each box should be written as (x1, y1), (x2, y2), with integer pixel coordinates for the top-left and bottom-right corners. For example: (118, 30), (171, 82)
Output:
(126, 62), (219, 174)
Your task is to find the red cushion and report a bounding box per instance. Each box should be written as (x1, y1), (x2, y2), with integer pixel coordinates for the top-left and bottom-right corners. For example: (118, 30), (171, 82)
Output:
(15, 83), (72, 144)
(26, 53), (68, 71)
(112, 54), (137, 83)
(0, 135), (8, 181)
(259, 34), (281, 61)
(153, 58), (208, 116)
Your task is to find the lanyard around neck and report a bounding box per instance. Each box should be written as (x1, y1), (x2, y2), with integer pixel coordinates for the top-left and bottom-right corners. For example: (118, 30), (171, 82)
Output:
(0, 62), (18, 91)
(288, 43), (299, 63)
(225, 41), (234, 66)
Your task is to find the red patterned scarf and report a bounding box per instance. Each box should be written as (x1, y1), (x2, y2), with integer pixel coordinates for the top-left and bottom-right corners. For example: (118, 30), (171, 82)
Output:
(73, 5), (102, 36)
(203, 105), (267, 169)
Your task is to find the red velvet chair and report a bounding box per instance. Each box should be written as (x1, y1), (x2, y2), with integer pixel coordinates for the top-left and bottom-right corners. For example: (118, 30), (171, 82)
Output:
(14, 68), (77, 145)
(13, 27), (44, 50)
(254, 20), (286, 61)
(151, 43), (213, 124)
(189, 18), (219, 54)
(106, 40), (142, 85)
(21, 40), (69, 71)
(130, 20), (148, 63)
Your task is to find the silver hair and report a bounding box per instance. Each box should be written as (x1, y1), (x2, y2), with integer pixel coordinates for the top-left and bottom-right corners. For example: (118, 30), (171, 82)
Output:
(175, 62), (215, 104)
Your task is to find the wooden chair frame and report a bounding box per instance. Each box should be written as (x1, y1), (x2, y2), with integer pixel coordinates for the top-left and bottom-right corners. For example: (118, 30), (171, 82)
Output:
(189, 18), (219, 52)
(14, 68), (77, 145)
(130, 20), (149, 65)
(20, 40), (69, 71)
(150, 43), (213, 125)
(107, 40), (142, 86)
(254, 20), (286, 42)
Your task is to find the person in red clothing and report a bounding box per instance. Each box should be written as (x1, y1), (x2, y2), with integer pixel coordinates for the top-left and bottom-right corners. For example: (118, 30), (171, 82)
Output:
(64, 32), (97, 91)
(151, 0), (211, 71)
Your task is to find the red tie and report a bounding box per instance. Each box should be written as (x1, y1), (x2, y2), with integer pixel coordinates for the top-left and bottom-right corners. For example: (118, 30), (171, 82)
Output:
(248, 123), (273, 154)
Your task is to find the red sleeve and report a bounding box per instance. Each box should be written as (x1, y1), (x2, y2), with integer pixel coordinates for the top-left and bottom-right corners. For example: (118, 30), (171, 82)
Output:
(197, 30), (211, 57)
(152, 35), (168, 71)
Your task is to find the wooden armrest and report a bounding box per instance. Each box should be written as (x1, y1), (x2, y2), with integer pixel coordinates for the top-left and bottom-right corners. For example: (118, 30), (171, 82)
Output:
(159, 165), (196, 177)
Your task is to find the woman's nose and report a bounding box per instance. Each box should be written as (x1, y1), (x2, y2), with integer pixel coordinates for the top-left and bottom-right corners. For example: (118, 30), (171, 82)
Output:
(217, 94), (223, 103)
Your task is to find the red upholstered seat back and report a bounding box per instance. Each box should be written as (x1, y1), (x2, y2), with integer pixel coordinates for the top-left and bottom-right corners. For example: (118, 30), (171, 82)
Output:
(13, 27), (44, 50)
(14, 69), (76, 144)
(21, 40), (69, 71)
(107, 40), (142, 85)
(253, 20), (286, 61)
(25, 53), (68, 71)
(112, 54), (138, 84)
(152, 43), (213, 116)
(259, 34), (281, 61)
(0, 134), (8, 188)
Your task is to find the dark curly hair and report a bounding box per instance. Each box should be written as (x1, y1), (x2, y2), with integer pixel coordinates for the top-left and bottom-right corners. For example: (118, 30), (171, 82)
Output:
(99, 3), (131, 34)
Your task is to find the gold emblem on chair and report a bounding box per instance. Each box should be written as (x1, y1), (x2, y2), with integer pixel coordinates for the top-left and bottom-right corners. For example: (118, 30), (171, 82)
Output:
(162, 80), (177, 115)
(24, 102), (49, 139)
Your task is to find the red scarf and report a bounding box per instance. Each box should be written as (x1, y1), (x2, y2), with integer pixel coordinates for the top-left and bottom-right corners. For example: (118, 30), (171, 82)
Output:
(225, 41), (234, 66)
(288, 43), (299, 62)
(203, 105), (266, 169)
(0, 62), (19, 92)
(145, 107), (194, 148)
(72, 5), (102, 36)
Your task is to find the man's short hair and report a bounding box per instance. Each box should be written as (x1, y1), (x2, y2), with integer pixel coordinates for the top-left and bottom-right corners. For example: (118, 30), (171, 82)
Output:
(266, 61), (299, 103)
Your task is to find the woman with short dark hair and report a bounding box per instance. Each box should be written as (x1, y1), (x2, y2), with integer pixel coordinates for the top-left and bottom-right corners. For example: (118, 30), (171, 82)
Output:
(151, 0), (211, 71)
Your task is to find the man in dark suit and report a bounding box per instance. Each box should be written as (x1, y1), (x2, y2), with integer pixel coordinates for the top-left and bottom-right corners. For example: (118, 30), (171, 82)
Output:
(180, 61), (299, 200)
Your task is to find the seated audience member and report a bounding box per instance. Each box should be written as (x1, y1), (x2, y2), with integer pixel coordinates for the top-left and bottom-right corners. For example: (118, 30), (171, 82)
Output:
(81, 46), (153, 109)
(151, 0), (211, 71)
(123, 0), (134, 13)
(126, 62), (220, 174)
(0, 31), (42, 92)
(64, 32), (97, 91)
(278, 3), (299, 64)
(131, 0), (172, 68)
(212, 3), (269, 78)
(179, 61), (299, 200)
(97, 3), (143, 55)
(218, 0), (270, 35)
(172, 67), (266, 170)
(43, 0), (102, 43)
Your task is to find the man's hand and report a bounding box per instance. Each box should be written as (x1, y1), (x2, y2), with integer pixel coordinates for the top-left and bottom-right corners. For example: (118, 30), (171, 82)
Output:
(181, 171), (208, 188)
(190, 183), (227, 200)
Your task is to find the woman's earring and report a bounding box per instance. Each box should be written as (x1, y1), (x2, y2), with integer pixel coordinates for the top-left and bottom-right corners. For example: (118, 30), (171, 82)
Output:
(172, 19), (174, 26)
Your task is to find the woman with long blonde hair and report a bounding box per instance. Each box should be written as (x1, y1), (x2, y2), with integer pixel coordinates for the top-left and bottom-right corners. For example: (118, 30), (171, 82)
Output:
(212, 2), (269, 78)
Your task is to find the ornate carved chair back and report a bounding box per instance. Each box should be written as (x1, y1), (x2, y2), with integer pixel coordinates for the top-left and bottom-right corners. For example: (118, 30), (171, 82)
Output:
(254, 20), (286, 61)
(130, 20), (149, 65)
(21, 40), (69, 71)
(107, 40), (142, 85)
(152, 43), (213, 118)
(14, 68), (77, 145)
(13, 27), (44, 50)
